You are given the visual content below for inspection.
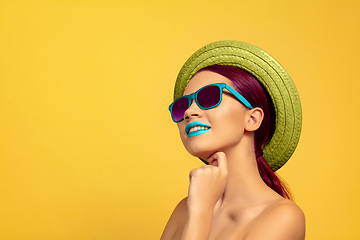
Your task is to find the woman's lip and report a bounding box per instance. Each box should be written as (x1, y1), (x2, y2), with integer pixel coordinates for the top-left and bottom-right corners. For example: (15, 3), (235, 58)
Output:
(187, 129), (210, 138)
(185, 122), (211, 137)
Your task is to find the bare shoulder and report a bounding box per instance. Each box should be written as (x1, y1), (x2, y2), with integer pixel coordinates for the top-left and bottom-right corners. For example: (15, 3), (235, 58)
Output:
(160, 197), (188, 240)
(245, 199), (305, 240)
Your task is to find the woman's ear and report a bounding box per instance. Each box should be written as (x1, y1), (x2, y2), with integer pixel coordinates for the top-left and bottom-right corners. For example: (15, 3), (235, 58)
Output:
(245, 107), (264, 132)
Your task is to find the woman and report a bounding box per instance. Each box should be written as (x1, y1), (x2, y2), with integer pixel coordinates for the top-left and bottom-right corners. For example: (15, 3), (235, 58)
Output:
(161, 41), (305, 240)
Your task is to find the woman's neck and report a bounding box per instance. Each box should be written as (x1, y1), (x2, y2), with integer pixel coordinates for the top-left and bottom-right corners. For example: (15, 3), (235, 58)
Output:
(214, 136), (281, 212)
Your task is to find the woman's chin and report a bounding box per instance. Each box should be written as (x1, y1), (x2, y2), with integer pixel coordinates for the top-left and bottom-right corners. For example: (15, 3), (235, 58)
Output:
(186, 147), (214, 161)
(182, 138), (232, 161)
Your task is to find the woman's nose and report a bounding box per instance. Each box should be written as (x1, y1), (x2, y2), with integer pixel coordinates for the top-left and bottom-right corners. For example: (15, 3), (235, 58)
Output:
(183, 100), (203, 120)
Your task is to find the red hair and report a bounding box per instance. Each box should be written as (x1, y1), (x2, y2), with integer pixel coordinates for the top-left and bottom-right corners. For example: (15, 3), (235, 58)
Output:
(198, 65), (292, 199)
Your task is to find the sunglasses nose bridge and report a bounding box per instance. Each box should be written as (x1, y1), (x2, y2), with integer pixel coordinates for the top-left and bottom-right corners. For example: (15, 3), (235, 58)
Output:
(183, 94), (203, 120)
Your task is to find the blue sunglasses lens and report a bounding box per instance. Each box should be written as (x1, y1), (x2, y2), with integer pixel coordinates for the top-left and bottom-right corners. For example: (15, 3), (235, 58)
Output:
(171, 97), (189, 122)
(197, 85), (221, 108)
(171, 85), (221, 122)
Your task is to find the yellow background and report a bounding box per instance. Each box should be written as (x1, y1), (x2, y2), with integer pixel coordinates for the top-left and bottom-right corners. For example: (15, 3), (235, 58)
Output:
(1, 0), (359, 239)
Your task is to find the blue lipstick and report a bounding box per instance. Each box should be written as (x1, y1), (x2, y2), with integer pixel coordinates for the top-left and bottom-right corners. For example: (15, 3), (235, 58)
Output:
(185, 122), (211, 138)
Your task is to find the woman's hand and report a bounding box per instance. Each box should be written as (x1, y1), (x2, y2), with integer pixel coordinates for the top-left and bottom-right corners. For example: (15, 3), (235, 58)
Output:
(187, 152), (228, 213)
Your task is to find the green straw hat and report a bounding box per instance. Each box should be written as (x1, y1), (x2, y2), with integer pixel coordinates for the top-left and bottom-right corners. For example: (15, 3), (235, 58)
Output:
(173, 40), (302, 171)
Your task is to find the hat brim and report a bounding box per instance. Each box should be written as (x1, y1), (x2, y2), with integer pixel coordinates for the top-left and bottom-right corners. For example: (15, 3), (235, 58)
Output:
(174, 41), (302, 171)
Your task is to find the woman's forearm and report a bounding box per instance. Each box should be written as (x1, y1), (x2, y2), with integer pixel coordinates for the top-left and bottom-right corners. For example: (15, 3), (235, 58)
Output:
(180, 208), (213, 240)
(181, 153), (228, 240)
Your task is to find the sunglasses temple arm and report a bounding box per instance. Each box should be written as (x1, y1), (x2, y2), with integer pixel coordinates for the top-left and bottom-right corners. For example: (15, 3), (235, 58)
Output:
(225, 85), (253, 109)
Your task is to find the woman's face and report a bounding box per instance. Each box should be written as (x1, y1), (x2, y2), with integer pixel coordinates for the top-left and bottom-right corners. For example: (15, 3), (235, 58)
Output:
(178, 71), (250, 160)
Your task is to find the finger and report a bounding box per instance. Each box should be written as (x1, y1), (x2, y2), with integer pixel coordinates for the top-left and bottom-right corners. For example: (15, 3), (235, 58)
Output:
(206, 152), (227, 170)
(189, 169), (194, 182)
(189, 168), (201, 181)
(206, 152), (219, 165)
(215, 152), (228, 173)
